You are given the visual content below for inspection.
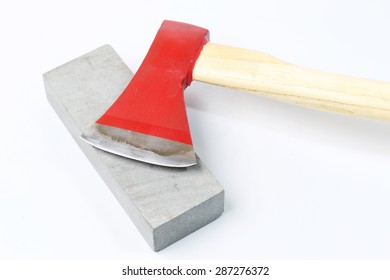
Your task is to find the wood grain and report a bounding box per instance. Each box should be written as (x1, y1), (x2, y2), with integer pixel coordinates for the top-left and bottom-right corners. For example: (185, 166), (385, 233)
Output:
(193, 43), (390, 120)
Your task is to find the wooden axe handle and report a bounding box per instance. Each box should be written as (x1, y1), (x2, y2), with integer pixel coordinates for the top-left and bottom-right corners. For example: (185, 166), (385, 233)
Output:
(193, 43), (390, 120)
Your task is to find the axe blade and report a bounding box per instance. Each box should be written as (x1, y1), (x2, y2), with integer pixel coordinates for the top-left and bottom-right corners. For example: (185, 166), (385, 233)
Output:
(81, 123), (197, 167)
(80, 20), (209, 167)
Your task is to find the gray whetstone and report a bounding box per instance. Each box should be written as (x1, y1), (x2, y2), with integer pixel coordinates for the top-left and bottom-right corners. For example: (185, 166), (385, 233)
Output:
(43, 45), (224, 251)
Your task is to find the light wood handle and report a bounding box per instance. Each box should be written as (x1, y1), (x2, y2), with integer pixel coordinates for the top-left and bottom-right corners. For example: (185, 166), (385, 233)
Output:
(193, 42), (390, 120)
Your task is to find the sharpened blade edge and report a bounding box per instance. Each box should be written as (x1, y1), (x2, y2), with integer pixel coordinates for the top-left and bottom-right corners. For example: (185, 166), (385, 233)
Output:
(80, 124), (197, 168)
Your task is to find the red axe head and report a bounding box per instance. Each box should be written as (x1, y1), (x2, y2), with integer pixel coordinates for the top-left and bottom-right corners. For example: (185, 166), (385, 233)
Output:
(81, 20), (209, 167)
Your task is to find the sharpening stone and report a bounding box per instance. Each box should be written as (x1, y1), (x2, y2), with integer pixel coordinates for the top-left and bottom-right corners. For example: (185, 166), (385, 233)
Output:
(43, 45), (224, 251)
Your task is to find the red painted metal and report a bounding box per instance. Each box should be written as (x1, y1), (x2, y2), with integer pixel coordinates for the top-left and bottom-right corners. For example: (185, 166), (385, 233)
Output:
(97, 20), (209, 145)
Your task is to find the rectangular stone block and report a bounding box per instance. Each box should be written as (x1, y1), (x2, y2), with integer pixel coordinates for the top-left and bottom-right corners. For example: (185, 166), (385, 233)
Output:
(43, 45), (224, 251)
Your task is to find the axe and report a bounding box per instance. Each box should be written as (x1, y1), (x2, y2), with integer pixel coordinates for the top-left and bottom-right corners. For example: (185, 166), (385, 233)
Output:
(81, 20), (390, 167)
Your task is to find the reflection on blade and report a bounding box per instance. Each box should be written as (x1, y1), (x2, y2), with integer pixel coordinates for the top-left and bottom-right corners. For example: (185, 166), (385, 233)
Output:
(80, 124), (197, 168)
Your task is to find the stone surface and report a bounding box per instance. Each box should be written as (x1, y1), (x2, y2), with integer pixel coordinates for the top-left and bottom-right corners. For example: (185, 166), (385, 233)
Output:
(43, 45), (224, 251)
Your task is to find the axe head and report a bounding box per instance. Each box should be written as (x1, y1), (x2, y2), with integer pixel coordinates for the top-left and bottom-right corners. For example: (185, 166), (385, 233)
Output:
(81, 20), (209, 167)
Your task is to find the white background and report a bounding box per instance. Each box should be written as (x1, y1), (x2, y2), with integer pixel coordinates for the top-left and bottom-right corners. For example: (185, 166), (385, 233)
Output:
(1, 0), (390, 260)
